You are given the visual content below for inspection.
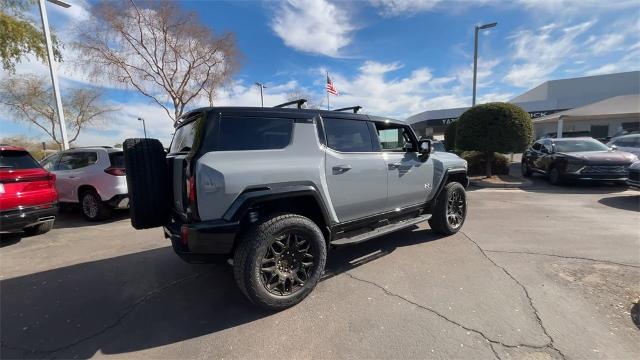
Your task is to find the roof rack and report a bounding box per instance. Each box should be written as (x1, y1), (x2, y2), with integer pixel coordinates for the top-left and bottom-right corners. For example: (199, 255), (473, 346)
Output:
(334, 106), (362, 114)
(274, 99), (307, 109)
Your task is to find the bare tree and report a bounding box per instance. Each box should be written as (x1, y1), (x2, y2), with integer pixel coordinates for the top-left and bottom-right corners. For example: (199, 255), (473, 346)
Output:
(0, 75), (115, 149)
(286, 87), (323, 109)
(73, 0), (239, 123)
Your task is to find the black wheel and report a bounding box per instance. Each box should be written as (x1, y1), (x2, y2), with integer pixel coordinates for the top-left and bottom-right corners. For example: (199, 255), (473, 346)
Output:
(23, 221), (54, 236)
(80, 190), (112, 221)
(233, 214), (327, 310)
(123, 138), (170, 229)
(548, 167), (563, 185)
(429, 182), (467, 235)
(521, 161), (532, 177)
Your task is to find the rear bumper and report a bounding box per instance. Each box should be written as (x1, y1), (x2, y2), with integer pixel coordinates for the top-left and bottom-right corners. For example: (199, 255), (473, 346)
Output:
(0, 204), (57, 233)
(106, 194), (129, 209)
(163, 217), (239, 262)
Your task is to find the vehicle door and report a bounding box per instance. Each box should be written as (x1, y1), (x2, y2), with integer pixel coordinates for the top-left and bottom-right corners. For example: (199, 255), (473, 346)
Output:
(372, 121), (434, 211)
(323, 117), (388, 222)
(536, 140), (554, 172)
(55, 151), (98, 202)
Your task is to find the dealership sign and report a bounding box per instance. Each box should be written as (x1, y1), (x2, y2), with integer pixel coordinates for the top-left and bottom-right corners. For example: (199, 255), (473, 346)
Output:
(417, 109), (570, 127)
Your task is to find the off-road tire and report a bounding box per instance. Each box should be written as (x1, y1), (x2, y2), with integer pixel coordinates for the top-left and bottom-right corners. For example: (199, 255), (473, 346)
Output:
(123, 138), (170, 229)
(521, 161), (532, 177)
(80, 190), (112, 221)
(23, 221), (54, 236)
(233, 214), (327, 310)
(429, 182), (467, 235)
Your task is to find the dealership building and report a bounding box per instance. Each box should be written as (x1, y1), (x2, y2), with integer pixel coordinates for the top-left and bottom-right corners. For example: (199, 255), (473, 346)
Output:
(407, 71), (640, 140)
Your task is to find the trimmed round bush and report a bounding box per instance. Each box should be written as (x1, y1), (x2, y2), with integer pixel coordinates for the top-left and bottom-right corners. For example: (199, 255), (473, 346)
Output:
(444, 122), (457, 151)
(456, 102), (533, 177)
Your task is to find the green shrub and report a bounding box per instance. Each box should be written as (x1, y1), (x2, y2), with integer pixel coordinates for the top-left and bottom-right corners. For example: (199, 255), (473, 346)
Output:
(444, 122), (457, 151)
(456, 102), (533, 177)
(462, 151), (510, 176)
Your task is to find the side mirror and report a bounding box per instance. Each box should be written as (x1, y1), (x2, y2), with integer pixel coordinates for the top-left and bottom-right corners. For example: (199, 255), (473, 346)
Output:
(610, 145), (617, 151)
(418, 139), (432, 156)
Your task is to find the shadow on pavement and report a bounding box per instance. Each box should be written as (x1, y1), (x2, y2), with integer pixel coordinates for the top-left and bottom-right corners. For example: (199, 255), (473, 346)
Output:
(0, 226), (443, 359)
(53, 208), (130, 230)
(598, 194), (640, 212)
(0, 233), (23, 247)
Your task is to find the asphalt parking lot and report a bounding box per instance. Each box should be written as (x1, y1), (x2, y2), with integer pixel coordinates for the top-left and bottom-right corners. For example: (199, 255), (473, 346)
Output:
(1, 179), (639, 359)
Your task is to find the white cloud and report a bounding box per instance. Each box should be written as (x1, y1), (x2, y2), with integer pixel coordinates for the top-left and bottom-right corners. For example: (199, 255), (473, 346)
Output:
(586, 33), (626, 54)
(271, 0), (355, 57)
(504, 21), (595, 88)
(515, 0), (639, 14)
(369, 0), (442, 16)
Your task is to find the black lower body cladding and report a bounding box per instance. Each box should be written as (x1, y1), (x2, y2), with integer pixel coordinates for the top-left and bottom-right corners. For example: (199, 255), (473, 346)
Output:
(123, 138), (171, 229)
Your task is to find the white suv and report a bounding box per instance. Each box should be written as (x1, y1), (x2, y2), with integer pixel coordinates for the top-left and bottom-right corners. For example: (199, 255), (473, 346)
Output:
(41, 147), (128, 221)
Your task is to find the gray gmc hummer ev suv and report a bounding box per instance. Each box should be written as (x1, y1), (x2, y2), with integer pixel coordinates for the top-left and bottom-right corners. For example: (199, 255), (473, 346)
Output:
(123, 100), (468, 310)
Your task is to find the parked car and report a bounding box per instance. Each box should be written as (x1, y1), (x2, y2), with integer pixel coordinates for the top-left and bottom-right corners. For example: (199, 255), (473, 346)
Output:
(607, 134), (640, 157)
(521, 137), (638, 185)
(0, 146), (57, 235)
(41, 147), (128, 221)
(627, 161), (640, 189)
(122, 102), (469, 310)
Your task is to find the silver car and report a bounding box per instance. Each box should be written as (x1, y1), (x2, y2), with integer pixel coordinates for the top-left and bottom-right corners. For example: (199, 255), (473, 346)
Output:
(41, 147), (128, 221)
(607, 134), (640, 157)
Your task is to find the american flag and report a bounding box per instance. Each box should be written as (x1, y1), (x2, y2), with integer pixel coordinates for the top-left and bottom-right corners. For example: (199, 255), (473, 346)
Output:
(326, 75), (339, 95)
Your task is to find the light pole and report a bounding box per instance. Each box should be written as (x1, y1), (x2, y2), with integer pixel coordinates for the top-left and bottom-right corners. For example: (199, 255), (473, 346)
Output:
(38, 0), (71, 150)
(138, 117), (147, 138)
(472, 22), (497, 106)
(255, 82), (267, 107)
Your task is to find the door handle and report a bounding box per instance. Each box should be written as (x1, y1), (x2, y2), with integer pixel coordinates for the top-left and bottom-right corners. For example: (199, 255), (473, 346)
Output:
(388, 163), (402, 170)
(332, 165), (352, 174)
(68, 176), (76, 179)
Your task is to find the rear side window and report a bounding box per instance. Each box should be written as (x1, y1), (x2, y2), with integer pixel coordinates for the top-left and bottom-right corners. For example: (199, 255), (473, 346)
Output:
(218, 117), (293, 151)
(170, 120), (199, 153)
(109, 152), (125, 167)
(0, 150), (41, 169)
(57, 152), (97, 170)
(324, 118), (374, 152)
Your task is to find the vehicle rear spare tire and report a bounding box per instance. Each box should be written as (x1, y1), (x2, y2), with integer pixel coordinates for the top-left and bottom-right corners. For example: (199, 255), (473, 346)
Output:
(123, 138), (170, 229)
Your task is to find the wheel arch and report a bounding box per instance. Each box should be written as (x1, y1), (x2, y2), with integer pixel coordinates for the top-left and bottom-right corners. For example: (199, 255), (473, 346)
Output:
(77, 184), (97, 202)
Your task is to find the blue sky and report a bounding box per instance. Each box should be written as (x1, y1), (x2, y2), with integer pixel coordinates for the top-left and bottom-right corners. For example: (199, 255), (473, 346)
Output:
(2, 0), (639, 146)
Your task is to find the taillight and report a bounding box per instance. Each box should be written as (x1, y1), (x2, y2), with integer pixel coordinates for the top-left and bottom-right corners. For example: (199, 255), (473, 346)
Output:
(181, 225), (189, 245)
(104, 167), (126, 176)
(188, 175), (196, 204)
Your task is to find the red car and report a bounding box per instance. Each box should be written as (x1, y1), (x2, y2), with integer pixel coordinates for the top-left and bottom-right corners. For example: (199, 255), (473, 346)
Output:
(0, 146), (58, 235)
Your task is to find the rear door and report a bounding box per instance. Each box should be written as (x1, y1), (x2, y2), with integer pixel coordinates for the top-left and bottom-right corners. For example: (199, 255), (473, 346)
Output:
(55, 151), (98, 202)
(372, 121), (434, 211)
(323, 117), (387, 222)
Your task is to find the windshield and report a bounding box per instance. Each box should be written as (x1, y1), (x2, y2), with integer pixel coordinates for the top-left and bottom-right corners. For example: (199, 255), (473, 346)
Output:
(553, 139), (610, 153)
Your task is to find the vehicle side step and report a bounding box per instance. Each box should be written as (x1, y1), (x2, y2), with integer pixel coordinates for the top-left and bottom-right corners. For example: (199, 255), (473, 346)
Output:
(331, 213), (432, 246)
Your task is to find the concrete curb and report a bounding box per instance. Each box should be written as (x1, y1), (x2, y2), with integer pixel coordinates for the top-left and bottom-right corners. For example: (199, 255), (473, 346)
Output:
(469, 177), (533, 189)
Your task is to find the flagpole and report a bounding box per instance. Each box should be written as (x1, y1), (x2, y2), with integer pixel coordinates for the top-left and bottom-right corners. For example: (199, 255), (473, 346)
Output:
(326, 71), (330, 110)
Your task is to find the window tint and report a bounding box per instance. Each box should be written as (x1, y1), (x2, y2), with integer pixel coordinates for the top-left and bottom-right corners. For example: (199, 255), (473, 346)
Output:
(373, 123), (413, 151)
(553, 139), (609, 152)
(170, 119), (199, 153)
(41, 154), (60, 171)
(324, 118), (374, 152)
(219, 117), (293, 151)
(57, 152), (97, 170)
(532, 142), (542, 151)
(109, 152), (125, 167)
(432, 142), (446, 152)
(0, 150), (41, 170)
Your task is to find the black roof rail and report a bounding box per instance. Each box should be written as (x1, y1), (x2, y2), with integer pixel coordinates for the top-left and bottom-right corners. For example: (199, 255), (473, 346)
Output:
(334, 106), (362, 114)
(274, 99), (307, 109)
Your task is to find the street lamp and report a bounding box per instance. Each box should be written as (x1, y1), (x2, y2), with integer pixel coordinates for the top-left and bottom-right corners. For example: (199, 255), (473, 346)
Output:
(138, 117), (147, 138)
(472, 22), (497, 106)
(255, 82), (267, 107)
(38, 0), (71, 150)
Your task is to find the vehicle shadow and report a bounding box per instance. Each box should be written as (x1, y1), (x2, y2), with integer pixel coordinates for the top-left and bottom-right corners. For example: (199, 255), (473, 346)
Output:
(598, 194), (640, 212)
(53, 208), (130, 230)
(0, 233), (22, 247)
(0, 226), (443, 359)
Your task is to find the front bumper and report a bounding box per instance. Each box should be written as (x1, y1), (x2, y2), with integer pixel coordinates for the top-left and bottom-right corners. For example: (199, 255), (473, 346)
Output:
(163, 216), (239, 263)
(562, 172), (628, 181)
(627, 170), (640, 188)
(0, 204), (57, 233)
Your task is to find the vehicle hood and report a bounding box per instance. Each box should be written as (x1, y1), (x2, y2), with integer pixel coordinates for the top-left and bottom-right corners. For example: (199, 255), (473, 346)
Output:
(556, 151), (637, 164)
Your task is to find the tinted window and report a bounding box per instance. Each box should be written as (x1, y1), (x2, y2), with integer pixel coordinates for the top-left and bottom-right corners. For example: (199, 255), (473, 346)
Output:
(58, 152), (97, 170)
(109, 152), (125, 167)
(432, 142), (446, 152)
(219, 117), (293, 151)
(553, 139), (609, 152)
(170, 120), (199, 153)
(324, 118), (374, 152)
(0, 150), (41, 170)
(374, 123), (413, 151)
(532, 142), (542, 151)
(41, 154), (60, 171)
